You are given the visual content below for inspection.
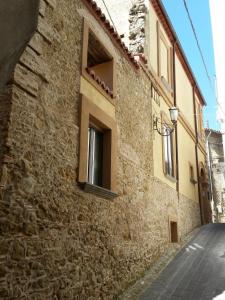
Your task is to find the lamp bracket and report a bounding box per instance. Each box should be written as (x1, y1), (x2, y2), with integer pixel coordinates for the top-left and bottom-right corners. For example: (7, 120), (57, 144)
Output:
(153, 116), (175, 136)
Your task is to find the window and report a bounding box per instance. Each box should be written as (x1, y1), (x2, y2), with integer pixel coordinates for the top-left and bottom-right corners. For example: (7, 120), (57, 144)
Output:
(160, 39), (169, 82)
(221, 192), (225, 202)
(157, 22), (173, 93)
(82, 21), (114, 98)
(196, 101), (204, 140)
(78, 96), (117, 199)
(189, 163), (197, 184)
(163, 124), (175, 177)
(87, 127), (103, 187)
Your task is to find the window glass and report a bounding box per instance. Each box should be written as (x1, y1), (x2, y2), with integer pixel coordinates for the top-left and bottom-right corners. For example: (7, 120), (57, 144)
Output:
(163, 125), (174, 177)
(88, 127), (103, 186)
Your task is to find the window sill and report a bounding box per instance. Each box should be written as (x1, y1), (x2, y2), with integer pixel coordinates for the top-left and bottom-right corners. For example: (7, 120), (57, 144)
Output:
(79, 182), (118, 200)
(82, 70), (116, 105)
(165, 174), (177, 183)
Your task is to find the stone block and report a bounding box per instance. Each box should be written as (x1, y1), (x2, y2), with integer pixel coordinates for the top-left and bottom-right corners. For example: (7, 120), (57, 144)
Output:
(20, 46), (50, 82)
(13, 64), (39, 97)
(39, 0), (47, 17)
(28, 32), (43, 55)
(44, 0), (56, 9)
(37, 16), (61, 44)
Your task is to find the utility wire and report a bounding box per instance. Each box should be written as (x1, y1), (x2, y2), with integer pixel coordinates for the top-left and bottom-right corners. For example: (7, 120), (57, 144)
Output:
(182, 0), (213, 89)
(101, 0), (118, 33)
(182, 0), (225, 122)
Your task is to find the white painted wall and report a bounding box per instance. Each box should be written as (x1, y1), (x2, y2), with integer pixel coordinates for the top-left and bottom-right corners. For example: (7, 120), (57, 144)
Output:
(95, 0), (149, 47)
(95, 0), (134, 46)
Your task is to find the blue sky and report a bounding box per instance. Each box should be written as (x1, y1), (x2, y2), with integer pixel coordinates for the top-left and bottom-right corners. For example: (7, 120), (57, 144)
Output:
(161, 0), (219, 130)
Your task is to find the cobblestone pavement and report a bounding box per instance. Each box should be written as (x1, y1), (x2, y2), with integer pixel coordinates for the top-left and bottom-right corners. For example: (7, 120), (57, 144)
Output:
(140, 224), (225, 300)
(121, 224), (225, 300)
(120, 228), (200, 300)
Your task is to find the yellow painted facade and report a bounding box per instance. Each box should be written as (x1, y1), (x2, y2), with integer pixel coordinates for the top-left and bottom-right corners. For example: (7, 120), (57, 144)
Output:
(175, 55), (195, 130)
(149, 2), (206, 203)
(178, 124), (198, 202)
(80, 76), (115, 119)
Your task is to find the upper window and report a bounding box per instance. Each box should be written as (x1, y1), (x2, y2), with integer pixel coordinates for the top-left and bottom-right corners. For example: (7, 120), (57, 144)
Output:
(196, 101), (204, 140)
(82, 21), (114, 98)
(157, 22), (173, 93)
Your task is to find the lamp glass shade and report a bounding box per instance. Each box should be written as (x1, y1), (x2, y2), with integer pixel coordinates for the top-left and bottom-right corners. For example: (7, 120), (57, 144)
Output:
(169, 107), (179, 123)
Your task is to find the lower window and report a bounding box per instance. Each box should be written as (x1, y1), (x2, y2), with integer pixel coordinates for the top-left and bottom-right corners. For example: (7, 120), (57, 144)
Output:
(163, 125), (175, 177)
(87, 127), (103, 187)
(78, 96), (117, 199)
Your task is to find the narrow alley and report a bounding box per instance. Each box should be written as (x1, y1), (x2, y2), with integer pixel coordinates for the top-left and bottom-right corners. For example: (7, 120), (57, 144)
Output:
(140, 224), (225, 300)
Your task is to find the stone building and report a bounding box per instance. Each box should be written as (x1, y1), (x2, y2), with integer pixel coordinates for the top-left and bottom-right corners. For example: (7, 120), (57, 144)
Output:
(0, 0), (210, 299)
(206, 129), (225, 222)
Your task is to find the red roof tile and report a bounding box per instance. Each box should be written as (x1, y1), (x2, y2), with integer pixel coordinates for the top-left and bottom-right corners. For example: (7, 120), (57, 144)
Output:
(86, 67), (114, 98)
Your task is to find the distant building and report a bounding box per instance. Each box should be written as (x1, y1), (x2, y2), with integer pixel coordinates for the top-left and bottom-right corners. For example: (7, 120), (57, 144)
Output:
(206, 129), (225, 222)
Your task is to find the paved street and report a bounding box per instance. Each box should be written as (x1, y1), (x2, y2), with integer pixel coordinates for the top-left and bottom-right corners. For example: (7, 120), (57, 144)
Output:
(140, 224), (225, 300)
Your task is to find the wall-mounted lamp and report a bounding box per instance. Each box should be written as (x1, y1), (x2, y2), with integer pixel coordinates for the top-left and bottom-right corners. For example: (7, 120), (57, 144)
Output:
(153, 107), (179, 136)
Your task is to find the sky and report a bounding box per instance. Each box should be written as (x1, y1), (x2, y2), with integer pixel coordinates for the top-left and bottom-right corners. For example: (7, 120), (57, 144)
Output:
(161, 0), (219, 130)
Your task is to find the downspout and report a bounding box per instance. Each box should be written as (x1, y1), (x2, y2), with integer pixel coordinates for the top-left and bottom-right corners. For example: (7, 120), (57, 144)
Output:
(173, 42), (179, 196)
(193, 85), (204, 225)
(206, 130), (214, 217)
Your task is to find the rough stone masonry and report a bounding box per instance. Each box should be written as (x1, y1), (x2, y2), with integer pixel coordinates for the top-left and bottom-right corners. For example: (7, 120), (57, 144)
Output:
(0, 0), (201, 299)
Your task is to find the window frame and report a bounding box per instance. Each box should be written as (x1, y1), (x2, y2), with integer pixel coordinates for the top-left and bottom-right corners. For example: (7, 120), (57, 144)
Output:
(87, 126), (104, 187)
(157, 21), (173, 93)
(196, 100), (204, 140)
(161, 112), (176, 180)
(82, 20), (116, 102)
(189, 162), (197, 185)
(78, 96), (117, 198)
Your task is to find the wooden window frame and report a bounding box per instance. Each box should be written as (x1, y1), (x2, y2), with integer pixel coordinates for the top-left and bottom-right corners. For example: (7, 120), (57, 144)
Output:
(78, 96), (117, 199)
(161, 111), (176, 180)
(157, 21), (173, 93)
(82, 20), (116, 103)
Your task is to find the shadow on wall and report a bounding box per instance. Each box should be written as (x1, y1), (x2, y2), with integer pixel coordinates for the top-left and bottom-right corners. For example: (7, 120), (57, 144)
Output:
(0, 0), (39, 90)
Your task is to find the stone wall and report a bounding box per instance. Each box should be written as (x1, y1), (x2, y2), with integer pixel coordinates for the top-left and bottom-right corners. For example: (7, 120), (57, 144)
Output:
(0, 1), (201, 299)
(179, 194), (201, 238)
(206, 129), (225, 222)
(129, 0), (148, 54)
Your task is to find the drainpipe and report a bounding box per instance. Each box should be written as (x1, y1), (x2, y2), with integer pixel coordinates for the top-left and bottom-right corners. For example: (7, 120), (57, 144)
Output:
(173, 41), (179, 196)
(193, 85), (204, 225)
(206, 130), (214, 221)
